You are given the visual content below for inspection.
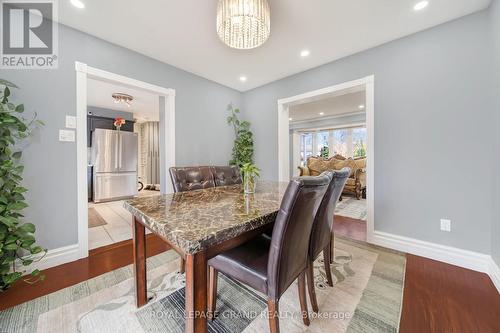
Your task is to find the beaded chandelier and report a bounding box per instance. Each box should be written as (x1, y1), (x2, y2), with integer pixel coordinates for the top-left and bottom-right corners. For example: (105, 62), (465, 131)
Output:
(217, 0), (271, 50)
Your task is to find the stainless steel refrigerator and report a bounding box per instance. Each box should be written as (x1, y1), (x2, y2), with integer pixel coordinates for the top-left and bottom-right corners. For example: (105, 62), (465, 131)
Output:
(91, 129), (138, 202)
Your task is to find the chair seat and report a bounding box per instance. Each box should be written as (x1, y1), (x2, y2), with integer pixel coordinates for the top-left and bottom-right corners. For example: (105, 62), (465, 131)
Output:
(208, 235), (270, 294)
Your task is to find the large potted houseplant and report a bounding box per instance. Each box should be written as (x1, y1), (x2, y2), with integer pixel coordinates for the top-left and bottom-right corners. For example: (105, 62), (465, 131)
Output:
(226, 104), (254, 167)
(0, 79), (46, 291)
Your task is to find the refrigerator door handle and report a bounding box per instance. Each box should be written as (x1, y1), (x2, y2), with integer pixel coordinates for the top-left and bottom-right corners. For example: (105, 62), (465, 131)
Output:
(114, 132), (118, 169)
(118, 132), (123, 169)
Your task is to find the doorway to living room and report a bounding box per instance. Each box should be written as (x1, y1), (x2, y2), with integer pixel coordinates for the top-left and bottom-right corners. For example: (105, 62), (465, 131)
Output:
(277, 76), (374, 242)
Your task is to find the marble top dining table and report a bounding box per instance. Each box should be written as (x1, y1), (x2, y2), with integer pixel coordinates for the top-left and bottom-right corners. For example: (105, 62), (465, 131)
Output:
(123, 181), (288, 333)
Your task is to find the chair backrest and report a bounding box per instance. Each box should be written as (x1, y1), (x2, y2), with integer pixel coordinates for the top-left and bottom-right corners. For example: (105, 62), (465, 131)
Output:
(309, 168), (350, 259)
(169, 166), (216, 193)
(213, 166), (242, 186)
(267, 171), (332, 300)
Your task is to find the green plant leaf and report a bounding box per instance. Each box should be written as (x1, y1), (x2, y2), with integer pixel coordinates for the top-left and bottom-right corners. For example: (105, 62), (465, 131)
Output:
(3, 243), (18, 251)
(3, 86), (10, 98)
(0, 79), (18, 88)
(8, 202), (28, 211)
(15, 104), (24, 113)
(12, 151), (22, 159)
(18, 223), (35, 233)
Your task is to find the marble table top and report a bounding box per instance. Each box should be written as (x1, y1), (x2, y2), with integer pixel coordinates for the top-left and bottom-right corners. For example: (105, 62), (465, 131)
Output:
(124, 181), (288, 254)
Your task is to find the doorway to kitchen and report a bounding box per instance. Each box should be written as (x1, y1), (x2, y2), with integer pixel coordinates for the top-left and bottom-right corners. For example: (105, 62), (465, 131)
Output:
(277, 76), (374, 243)
(75, 62), (175, 258)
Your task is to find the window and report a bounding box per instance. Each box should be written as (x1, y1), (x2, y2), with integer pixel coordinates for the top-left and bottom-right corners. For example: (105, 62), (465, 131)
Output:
(316, 131), (329, 158)
(300, 133), (313, 166)
(352, 127), (367, 158)
(298, 126), (367, 164)
(331, 129), (349, 157)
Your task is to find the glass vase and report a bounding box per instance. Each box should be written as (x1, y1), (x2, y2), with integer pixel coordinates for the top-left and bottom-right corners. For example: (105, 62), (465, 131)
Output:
(244, 176), (256, 194)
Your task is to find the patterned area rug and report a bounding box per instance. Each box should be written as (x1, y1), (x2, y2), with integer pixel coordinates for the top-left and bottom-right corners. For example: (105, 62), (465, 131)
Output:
(335, 197), (367, 221)
(0, 237), (405, 333)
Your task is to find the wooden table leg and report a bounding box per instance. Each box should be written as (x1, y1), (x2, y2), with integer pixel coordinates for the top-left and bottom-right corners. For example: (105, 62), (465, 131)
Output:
(133, 216), (147, 307)
(185, 250), (208, 333)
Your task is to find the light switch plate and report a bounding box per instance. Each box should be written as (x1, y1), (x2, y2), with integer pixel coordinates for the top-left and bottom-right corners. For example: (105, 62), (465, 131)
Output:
(65, 115), (77, 129)
(59, 129), (75, 142)
(440, 219), (451, 232)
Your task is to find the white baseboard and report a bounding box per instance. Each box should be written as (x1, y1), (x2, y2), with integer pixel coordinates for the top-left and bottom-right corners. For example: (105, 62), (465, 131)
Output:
(37, 244), (81, 271)
(372, 231), (499, 293)
(489, 257), (500, 293)
(16, 244), (81, 274)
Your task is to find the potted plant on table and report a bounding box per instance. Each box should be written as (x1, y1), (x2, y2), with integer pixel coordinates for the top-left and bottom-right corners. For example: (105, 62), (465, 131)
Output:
(241, 163), (260, 194)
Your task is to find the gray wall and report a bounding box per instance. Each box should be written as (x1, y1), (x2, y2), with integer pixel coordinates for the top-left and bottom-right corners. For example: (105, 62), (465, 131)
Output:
(242, 10), (494, 254)
(490, 0), (500, 265)
(2, 24), (242, 250)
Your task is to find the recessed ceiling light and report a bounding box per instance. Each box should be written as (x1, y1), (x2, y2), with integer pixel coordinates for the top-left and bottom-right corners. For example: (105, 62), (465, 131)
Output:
(289, 118), (293, 121)
(300, 50), (310, 57)
(413, 1), (429, 11)
(239, 76), (247, 82)
(359, 104), (365, 109)
(70, 0), (85, 9)
(319, 112), (325, 116)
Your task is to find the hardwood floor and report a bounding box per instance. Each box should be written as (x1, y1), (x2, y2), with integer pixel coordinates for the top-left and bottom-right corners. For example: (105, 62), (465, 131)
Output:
(333, 215), (367, 241)
(400, 254), (500, 333)
(1, 223), (499, 332)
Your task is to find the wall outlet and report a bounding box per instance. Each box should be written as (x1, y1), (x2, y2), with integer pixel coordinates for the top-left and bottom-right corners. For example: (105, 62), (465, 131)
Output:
(440, 219), (451, 232)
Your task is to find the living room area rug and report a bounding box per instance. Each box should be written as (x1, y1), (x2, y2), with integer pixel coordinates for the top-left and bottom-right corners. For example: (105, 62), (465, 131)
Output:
(335, 197), (367, 221)
(0, 237), (405, 333)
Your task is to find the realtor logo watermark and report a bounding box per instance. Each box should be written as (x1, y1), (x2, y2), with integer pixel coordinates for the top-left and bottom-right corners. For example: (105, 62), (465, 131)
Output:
(1, 0), (58, 69)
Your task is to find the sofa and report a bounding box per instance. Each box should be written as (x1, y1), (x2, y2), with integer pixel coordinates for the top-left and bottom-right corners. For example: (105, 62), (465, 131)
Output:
(298, 154), (366, 199)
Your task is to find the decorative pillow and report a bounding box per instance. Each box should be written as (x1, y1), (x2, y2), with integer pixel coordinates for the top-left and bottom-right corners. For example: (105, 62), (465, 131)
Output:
(331, 157), (357, 177)
(307, 157), (330, 176)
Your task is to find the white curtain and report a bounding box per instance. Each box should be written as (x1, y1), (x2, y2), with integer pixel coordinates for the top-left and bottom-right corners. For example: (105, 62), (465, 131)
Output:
(142, 122), (160, 185)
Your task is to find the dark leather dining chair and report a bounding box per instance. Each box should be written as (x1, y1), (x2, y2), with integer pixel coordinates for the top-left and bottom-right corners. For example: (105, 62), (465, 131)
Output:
(213, 165), (242, 186)
(169, 166), (217, 273)
(169, 166), (216, 193)
(306, 168), (350, 313)
(207, 172), (333, 332)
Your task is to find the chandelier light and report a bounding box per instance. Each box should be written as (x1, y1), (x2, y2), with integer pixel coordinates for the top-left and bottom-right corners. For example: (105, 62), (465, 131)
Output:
(217, 0), (271, 50)
(112, 93), (133, 107)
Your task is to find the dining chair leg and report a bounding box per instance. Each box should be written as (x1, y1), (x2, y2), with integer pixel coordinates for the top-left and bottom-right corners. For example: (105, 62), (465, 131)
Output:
(323, 247), (334, 287)
(207, 266), (218, 320)
(306, 261), (319, 313)
(298, 271), (310, 326)
(180, 258), (185, 274)
(330, 237), (334, 264)
(267, 299), (280, 333)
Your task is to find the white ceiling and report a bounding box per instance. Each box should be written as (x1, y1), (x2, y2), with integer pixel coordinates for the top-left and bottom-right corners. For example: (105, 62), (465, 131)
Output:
(60, 0), (490, 92)
(87, 78), (160, 122)
(289, 90), (365, 122)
